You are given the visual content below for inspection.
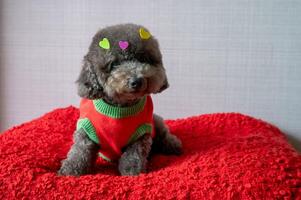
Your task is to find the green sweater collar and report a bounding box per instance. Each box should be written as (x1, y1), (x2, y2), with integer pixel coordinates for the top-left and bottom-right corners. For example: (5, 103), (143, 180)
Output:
(93, 96), (147, 118)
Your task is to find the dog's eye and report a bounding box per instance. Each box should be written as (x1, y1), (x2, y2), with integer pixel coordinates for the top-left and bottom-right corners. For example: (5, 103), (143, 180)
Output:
(108, 60), (120, 71)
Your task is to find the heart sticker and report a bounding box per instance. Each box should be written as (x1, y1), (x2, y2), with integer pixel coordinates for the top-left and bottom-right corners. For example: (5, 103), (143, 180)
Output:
(119, 40), (129, 50)
(139, 28), (151, 40)
(99, 38), (110, 50)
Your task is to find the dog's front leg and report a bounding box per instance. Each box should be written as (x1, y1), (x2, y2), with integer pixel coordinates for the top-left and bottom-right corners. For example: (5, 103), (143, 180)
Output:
(58, 129), (99, 176)
(118, 134), (152, 176)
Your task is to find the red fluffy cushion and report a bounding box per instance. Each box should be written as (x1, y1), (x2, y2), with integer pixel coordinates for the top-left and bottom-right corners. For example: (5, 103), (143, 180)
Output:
(0, 107), (300, 199)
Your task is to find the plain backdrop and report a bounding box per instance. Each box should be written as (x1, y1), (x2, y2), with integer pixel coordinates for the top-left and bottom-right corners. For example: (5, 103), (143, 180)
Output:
(0, 0), (300, 150)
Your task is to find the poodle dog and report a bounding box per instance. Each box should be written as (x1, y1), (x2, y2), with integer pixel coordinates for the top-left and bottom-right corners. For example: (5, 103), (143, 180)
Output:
(58, 24), (182, 176)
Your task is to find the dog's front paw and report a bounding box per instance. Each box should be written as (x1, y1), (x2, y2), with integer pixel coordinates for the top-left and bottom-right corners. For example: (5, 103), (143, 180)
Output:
(161, 134), (182, 155)
(58, 160), (84, 176)
(118, 151), (146, 176)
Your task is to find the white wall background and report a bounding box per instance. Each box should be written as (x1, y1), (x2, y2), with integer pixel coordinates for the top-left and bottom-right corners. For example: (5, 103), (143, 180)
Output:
(1, 0), (300, 148)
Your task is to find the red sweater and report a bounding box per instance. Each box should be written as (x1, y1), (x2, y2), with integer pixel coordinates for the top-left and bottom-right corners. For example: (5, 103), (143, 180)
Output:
(77, 96), (155, 162)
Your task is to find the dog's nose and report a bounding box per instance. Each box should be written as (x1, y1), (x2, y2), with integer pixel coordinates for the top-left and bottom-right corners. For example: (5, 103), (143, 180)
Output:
(129, 77), (144, 90)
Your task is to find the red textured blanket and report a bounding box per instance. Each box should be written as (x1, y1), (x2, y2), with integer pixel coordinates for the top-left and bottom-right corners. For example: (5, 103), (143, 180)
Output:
(0, 106), (300, 200)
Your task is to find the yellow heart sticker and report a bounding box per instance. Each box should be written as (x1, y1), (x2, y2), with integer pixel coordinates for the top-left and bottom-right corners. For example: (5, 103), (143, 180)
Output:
(99, 38), (110, 49)
(139, 28), (151, 40)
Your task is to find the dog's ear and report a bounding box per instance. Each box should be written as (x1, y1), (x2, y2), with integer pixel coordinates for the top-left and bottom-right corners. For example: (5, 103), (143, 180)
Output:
(76, 58), (104, 99)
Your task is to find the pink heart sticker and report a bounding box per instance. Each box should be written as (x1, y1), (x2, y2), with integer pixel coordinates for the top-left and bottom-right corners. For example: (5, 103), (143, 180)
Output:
(119, 41), (129, 50)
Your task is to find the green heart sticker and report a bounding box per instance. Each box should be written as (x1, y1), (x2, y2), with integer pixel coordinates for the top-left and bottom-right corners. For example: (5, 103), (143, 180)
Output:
(99, 38), (110, 50)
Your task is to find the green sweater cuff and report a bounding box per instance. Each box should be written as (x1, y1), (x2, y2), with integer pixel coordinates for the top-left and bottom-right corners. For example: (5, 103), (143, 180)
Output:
(77, 118), (99, 144)
(127, 123), (153, 145)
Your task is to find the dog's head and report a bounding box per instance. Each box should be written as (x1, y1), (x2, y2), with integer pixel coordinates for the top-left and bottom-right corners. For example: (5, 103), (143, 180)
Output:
(77, 24), (168, 105)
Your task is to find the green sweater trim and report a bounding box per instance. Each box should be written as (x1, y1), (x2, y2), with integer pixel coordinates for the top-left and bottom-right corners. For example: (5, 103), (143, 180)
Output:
(98, 152), (112, 162)
(76, 118), (100, 144)
(93, 96), (147, 118)
(127, 123), (153, 145)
